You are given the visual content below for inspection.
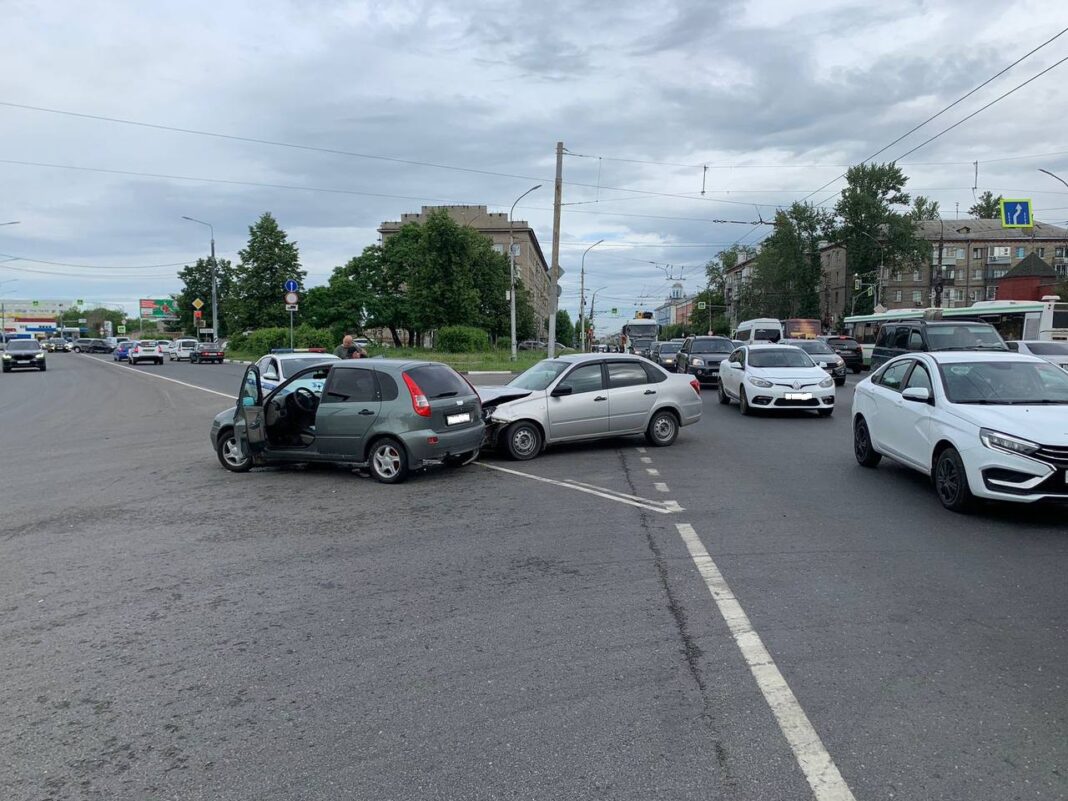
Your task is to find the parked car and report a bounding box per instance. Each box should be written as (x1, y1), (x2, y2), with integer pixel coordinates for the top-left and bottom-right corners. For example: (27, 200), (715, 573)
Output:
(190, 342), (226, 364)
(256, 350), (340, 393)
(157, 340), (174, 358)
(170, 338), (198, 361)
(852, 352), (1068, 511)
(650, 341), (682, 370)
(353, 337), (372, 350)
(113, 341), (137, 361)
(718, 344), (836, 416)
(870, 320), (1006, 371)
(675, 336), (735, 385)
(1006, 340), (1068, 371)
(2, 338), (47, 372)
(210, 360), (484, 483)
(73, 338), (111, 353)
(129, 340), (164, 365)
(820, 335), (864, 373)
(478, 354), (702, 460)
(783, 338), (848, 386)
(46, 337), (71, 353)
(518, 340), (547, 351)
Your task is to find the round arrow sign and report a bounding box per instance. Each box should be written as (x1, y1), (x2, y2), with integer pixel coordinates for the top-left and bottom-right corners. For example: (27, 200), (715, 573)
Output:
(284, 279), (299, 292)
(284, 291), (299, 305)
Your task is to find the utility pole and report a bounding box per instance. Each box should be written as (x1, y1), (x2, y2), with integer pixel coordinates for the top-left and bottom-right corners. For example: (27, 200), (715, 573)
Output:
(547, 141), (563, 358)
(578, 239), (603, 352)
(182, 217), (218, 340)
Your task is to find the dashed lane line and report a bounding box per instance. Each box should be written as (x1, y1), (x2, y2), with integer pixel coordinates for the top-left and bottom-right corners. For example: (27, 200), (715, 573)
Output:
(640, 456), (653, 464)
(654, 482), (670, 493)
(675, 523), (857, 801)
(646, 468), (660, 476)
(85, 355), (234, 399)
(476, 463), (682, 514)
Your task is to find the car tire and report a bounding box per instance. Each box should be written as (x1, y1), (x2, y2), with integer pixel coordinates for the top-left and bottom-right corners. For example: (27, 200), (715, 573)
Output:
(851, 366), (861, 374)
(368, 437), (409, 484)
(156, 359), (162, 365)
(718, 382), (731, 405)
(934, 446), (975, 513)
(216, 429), (252, 472)
(835, 377), (846, 387)
(73, 347), (80, 353)
(444, 449), (479, 467)
(818, 408), (832, 417)
(646, 409), (679, 447)
(2, 365), (9, 373)
(853, 416), (881, 467)
(739, 387), (752, 416)
(504, 421), (542, 461)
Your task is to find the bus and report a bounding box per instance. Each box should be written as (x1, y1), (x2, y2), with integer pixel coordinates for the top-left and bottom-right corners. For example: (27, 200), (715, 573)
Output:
(843, 296), (1068, 367)
(621, 314), (659, 355)
(780, 318), (822, 340)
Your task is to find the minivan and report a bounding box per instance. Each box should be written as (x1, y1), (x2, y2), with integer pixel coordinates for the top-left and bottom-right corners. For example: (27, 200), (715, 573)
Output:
(869, 320), (1007, 370)
(732, 318), (784, 344)
(170, 338), (198, 361)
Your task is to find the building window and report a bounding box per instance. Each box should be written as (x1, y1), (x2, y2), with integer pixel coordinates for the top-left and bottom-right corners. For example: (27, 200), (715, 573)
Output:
(912, 269), (922, 281)
(894, 290), (902, 303)
(944, 268), (955, 280)
(492, 244), (505, 255)
(972, 289), (982, 302)
(912, 290), (922, 304)
(1015, 246), (1026, 258)
(1037, 247), (1046, 257)
(986, 286), (997, 300)
(835, 291), (839, 306)
(956, 248), (965, 259)
(972, 247), (983, 260)
(972, 268), (982, 280)
(1057, 246), (1066, 258)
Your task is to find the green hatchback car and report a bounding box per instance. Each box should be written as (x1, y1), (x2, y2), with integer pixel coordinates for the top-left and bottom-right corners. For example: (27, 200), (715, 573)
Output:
(210, 360), (485, 483)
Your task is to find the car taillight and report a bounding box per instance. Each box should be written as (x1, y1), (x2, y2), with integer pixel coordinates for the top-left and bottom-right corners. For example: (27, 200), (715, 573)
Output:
(855, 347), (862, 354)
(690, 379), (701, 395)
(402, 372), (432, 417)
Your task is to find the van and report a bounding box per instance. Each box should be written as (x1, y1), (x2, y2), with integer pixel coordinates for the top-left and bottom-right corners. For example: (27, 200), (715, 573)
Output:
(869, 320), (1007, 370)
(170, 338), (198, 361)
(732, 318), (784, 344)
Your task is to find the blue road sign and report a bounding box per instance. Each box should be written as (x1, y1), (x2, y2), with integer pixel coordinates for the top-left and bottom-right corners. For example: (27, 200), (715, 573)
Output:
(1000, 198), (1033, 228)
(283, 279), (299, 292)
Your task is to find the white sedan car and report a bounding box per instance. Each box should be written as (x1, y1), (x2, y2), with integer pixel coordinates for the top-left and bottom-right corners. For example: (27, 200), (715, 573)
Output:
(852, 352), (1068, 512)
(717, 344), (836, 416)
(1006, 340), (1068, 371)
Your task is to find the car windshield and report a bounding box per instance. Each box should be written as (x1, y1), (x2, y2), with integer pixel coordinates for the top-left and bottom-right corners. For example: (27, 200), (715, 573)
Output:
(827, 338), (859, 349)
(1023, 342), (1068, 356)
(795, 340), (835, 355)
(272, 366), (331, 399)
(509, 359), (569, 391)
(657, 343), (681, 354)
(927, 324), (1006, 351)
(282, 357), (335, 375)
(406, 363), (471, 399)
(942, 360), (1068, 404)
(748, 348), (815, 368)
(692, 338), (734, 353)
(7, 340), (40, 352)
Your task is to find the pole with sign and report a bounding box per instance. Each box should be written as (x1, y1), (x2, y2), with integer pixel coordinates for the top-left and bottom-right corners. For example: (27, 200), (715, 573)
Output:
(284, 290), (299, 349)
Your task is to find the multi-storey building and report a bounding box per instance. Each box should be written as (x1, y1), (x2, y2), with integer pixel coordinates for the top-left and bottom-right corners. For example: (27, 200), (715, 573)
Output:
(378, 205), (555, 336)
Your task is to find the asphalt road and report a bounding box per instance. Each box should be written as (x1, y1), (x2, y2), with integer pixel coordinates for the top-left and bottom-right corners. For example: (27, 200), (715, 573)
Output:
(1, 353), (1065, 801)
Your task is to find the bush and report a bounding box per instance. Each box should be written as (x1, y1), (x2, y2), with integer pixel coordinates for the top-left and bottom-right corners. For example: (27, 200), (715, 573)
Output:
(293, 324), (334, 350)
(245, 327), (290, 355)
(436, 326), (491, 353)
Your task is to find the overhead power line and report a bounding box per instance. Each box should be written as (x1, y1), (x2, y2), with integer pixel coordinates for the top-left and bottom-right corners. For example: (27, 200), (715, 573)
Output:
(0, 251), (196, 270)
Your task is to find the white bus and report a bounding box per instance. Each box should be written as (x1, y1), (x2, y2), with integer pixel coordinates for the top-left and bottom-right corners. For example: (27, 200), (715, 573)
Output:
(843, 296), (1067, 367)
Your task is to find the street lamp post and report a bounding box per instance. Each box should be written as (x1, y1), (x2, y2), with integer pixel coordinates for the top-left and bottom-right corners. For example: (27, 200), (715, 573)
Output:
(588, 286), (607, 347)
(508, 185), (541, 361)
(181, 216), (217, 339)
(856, 229), (885, 310)
(578, 239), (604, 352)
(0, 277), (18, 338)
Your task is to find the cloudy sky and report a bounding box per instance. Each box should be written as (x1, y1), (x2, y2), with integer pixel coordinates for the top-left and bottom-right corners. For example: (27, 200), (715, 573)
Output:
(2, 0), (1068, 332)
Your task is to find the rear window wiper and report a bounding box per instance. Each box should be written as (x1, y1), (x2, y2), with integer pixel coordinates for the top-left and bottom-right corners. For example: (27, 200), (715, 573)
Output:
(431, 391), (460, 399)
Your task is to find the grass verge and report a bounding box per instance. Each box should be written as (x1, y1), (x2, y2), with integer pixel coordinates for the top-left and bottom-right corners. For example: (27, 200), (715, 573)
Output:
(224, 348), (543, 373)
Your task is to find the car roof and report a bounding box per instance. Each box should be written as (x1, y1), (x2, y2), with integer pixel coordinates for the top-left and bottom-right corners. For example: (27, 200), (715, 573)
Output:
(274, 351), (338, 361)
(553, 352), (646, 364)
(905, 351), (1045, 365)
(745, 342), (801, 349)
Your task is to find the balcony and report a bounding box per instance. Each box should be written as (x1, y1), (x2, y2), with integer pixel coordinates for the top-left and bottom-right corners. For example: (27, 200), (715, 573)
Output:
(987, 255), (1011, 264)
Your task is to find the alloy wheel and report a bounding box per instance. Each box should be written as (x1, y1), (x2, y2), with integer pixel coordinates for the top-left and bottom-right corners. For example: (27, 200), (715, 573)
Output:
(222, 437), (246, 468)
(373, 445), (402, 478)
(936, 457), (960, 505)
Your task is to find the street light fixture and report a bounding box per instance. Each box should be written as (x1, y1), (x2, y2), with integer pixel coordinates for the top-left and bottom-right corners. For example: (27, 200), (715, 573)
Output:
(578, 239), (604, 352)
(0, 221), (20, 227)
(508, 185), (541, 361)
(181, 217), (218, 339)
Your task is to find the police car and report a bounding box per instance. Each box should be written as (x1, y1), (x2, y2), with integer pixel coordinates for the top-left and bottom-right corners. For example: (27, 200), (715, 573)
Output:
(255, 349), (341, 393)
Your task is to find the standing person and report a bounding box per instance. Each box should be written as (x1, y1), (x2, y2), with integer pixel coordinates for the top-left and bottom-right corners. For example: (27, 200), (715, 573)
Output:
(334, 334), (354, 359)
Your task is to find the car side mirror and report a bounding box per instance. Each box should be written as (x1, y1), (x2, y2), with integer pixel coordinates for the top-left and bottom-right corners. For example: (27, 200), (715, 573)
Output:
(551, 384), (574, 397)
(241, 396), (256, 407)
(817, 361), (828, 369)
(902, 387), (932, 403)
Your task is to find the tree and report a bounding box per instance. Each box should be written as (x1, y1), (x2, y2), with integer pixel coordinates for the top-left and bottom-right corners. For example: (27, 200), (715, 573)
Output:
(231, 212), (305, 332)
(175, 257), (235, 336)
(910, 196), (941, 221)
(555, 309), (574, 346)
(969, 191), (1003, 219)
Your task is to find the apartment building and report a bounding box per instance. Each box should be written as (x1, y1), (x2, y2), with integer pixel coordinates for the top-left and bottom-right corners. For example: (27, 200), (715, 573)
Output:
(378, 205), (555, 336)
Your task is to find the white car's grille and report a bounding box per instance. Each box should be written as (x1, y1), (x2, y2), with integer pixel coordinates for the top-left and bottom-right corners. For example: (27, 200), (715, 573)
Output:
(1035, 444), (1068, 468)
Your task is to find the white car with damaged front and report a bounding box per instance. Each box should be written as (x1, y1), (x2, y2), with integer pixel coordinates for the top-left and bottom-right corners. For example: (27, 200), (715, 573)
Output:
(717, 343), (836, 416)
(851, 352), (1068, 512)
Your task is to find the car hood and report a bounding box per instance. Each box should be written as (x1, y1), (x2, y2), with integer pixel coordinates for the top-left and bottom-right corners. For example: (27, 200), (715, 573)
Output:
(749, 366), (828, 382)
(947, 404), (1068, 446)
(476, 385), (535, 407)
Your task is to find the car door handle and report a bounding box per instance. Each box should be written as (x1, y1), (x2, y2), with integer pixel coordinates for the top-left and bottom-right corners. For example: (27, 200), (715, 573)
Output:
(644, 389), (656, 395)
(358, 409), (376, 415)
(594, 396), (607, 401)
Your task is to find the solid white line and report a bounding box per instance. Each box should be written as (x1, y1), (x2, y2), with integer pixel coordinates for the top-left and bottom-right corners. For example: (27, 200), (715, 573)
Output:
(675, 523), (857, 801)
(562, 479), (682, 510)
(86, 356), (234, 399)
(654, 482), (670, 493)
(476, 463), (680, 514)
(646, 468), (660, 476)
(640, 456), (653, 464)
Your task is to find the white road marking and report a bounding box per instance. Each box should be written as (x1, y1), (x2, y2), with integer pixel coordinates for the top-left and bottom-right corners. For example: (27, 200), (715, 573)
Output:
(675, 523), (857, 801)
(646, 468), (660, 476)
(640, 456), (652, 464)
(636, 447), (647, 453)
(86, 356), (234, 399)
(476, 463), (682, 514)
(654, 482), (670, 493)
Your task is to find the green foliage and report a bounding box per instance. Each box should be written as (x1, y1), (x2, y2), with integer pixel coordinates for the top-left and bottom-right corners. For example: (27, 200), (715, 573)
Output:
(659, 323), (688, 340)
(175, 257), (235, 336)
(244, 325), (333, 355)
(555, 309), (574, 347)
(514, 280), (537, 341)
(910, 196), (941, 221)
(230, 213), (305, 332)
(436, 326), (491, 353)
(969, 191), (1003, 219)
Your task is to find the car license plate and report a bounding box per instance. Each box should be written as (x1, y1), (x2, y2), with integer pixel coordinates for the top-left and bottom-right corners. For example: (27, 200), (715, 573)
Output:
(785, 392), (812, 401)
(446, 412), (471, 425)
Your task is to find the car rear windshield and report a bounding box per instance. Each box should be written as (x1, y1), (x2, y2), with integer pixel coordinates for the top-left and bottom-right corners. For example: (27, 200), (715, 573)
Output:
(6, 340), (40, 352)
(406, 364), (471, 399)
(1024, 342), (1068, 356)
(748, 348), (814, 368)
(942, 361), (1068, 404)
(509, 359), (568, 390)
(657, 343), (681, 353)
(826, 338), (859, 349)
(795, 340), (835, 355)
(139, 341), (158, 347)
(691, 338), (734, 353)
(926, 324), (1005, 351)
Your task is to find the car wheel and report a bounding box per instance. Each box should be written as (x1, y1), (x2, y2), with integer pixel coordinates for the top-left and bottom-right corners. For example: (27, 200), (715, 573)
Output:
(718, 382), (730, 405)
(444, 449), (479, 467)
(368, 437), (409, 484)
(739, 387), (752, 416)
(73, 347), (80, 353)
(851, 366), (861, 374)
(835, 377), (846, 387)
(156, 359), (162, 365)
(818, 408), (832, 417)
(216, 429), (252, 472)
(934, 447), (975, 513)
(505, 421), (542, 461)
(646, 409), (679, 447)
(853, 417), (881, 467)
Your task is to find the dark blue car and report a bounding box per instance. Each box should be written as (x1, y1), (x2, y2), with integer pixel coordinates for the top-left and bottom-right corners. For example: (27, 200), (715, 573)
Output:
(113, 341), (136, 361)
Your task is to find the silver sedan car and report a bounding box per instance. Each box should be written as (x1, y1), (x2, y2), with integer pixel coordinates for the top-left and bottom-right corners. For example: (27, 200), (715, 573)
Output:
(479, 353), (703, 460)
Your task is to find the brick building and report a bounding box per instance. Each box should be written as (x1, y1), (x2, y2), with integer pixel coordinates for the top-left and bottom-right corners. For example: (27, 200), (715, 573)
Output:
(995, 252), (1060, 300)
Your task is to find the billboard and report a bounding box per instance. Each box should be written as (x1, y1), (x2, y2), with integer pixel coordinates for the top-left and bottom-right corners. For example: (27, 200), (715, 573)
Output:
(139, 298), (178, 320)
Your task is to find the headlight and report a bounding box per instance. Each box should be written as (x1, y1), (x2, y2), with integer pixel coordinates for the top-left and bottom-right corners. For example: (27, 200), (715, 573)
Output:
(747, 376), (773, 388)
(1, 354), (10, 360)
(35, 353), (45, 359)
(980, 428), (1039, 456)
(691, 358), (705, 367)
(819, 377), (834, 388)
(836, 356), (845, 365)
